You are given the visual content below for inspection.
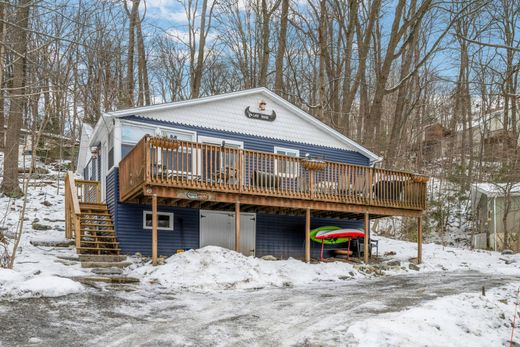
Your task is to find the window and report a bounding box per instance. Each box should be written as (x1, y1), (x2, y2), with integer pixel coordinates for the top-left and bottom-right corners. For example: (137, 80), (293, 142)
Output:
(274, 147), (300, 177)
(120, 122), (197, 174)
(143, 211), (174, 231)
(121, 125), (154, 144)
(121, 123), (196, 145)
(108, 131), (114, 169)
(198, 136), (244, 176)
(161, 129), (194, 141)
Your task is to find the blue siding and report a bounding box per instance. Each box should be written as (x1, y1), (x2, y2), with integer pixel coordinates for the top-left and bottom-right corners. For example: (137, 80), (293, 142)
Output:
(116, 204), (199, 256)
(121, 115), (370, 166)
(105, 168), (199, 256)
(256, 214), (363, 259)
(106, 168), (118, 230)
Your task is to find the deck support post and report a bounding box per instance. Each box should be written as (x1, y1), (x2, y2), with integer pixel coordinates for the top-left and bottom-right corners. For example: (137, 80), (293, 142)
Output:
(417, 216), (422, 264)
(152, 194), (158, 266)
(235, 201), (241, 252)
(364, 212), (369, 263)
(305, 208), (311, 263)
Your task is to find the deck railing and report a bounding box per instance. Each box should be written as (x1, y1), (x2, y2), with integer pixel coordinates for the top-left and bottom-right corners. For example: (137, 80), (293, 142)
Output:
(119, 135), (427, 210)
(64, 173), (102, 251)
(75, 179), (101, 203)
(64, 171), (81, 249)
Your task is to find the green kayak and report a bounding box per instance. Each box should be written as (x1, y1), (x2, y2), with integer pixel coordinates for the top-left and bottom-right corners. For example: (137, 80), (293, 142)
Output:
(310, 226), (349, 245)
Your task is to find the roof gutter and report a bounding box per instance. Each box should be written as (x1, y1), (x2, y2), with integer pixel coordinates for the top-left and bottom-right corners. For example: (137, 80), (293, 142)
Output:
(369, 156), (384, 167)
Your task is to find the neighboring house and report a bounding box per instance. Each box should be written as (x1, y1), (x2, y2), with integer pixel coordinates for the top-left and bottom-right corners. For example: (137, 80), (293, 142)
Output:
(455, 108), (519, 161)
(69, 88), (428, 262)
(471, 183), (520, 251)
(1, 125), (78, 157)
(416, 123), (452, 162)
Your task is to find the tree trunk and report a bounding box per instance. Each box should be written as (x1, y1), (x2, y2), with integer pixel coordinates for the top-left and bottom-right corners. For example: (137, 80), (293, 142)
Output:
(2, 0), (31, 197)
(258, 0), (271, 87)
(191, 0), (214, 98)
(317, 0), (328, 121)
(385, 0), (419, 165)
(136, 15), (150, 106)
(125, 0), (140, 107)
(0, 2), (6, 149)
(273, 0), (289, 93)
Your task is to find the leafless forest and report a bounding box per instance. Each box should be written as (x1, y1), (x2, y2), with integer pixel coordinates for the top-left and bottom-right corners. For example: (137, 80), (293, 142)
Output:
(0, 0), (519, 245)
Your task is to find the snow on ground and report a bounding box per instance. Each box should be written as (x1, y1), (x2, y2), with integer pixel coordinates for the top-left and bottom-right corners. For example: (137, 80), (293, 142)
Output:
(347, 283), (520, 347)
(128, 235), (520, 293)
(131, 246), (363, 291)
(0, 152), (87, 298)
(1, 272), (83, 298)
(379, 236), (520, 276)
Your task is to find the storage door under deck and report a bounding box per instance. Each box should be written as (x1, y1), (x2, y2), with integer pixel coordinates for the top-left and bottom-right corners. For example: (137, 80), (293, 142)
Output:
(199, 210), (256, 256)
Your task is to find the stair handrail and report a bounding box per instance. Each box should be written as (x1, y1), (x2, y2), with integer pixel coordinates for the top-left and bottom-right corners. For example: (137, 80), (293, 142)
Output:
(75, 179), (101, 203)
(65, 171), (81, 250)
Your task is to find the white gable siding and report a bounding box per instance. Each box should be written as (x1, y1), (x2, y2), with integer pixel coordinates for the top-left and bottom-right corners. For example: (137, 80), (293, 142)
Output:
(76, 123), (93, 176)
(131, 93), (353, 150)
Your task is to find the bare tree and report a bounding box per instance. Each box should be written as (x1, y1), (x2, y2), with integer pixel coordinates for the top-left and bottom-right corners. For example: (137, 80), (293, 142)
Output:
(273, 0), (289, 93)
(187, 0), (217, 98)
(2, 0), (31, 197)
(123, 0), (140, 107)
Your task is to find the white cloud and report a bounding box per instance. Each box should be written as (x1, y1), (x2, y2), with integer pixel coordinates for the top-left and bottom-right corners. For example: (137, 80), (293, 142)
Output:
(146, 1), (188, 23)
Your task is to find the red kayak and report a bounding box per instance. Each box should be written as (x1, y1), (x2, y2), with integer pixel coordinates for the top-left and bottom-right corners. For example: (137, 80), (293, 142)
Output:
(315, 228), (365, 240)
(316, 228), (365, 261)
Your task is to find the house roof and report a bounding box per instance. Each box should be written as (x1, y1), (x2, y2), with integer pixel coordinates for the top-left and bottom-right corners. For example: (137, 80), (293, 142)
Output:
(473, 183), (520, 197)
(459, 108), (507, 132)
(91, 88), (382, 163)
(471, 182), (520, 208)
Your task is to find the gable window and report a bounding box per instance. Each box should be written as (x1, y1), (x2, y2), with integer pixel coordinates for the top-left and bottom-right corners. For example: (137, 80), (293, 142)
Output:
(274, 147), (300, 177)
(120, 121), (197, 177)
(143, 211), (174, 231)
(121, 124), (155, 145)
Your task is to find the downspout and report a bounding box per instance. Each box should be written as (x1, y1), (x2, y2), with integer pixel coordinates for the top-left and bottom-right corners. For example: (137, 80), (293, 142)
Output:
(493, 197), (497, 251)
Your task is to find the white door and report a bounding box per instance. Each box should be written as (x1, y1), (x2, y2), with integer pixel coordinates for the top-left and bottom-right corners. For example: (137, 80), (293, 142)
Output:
(200, 210), (256, 256)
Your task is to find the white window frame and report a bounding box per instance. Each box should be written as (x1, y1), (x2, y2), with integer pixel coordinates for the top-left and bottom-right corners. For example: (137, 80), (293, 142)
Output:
(120, 120), (197, 177)
(198, 136), (244, 149)
(274, 146), (300, 177)
(121, 123), (155, 145)
(120, 120), (196, 145)
(197, 136), (244, 176)
(143, 211), (174, 231)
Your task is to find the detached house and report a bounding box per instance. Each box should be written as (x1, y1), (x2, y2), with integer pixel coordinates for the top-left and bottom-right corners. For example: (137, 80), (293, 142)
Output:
(471, 183), (520, 251)
(453, 108), (520, 161)
(68, 88), (428, 263)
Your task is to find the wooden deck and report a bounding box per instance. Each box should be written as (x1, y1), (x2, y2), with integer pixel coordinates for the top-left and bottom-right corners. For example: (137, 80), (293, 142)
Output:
(119, 135), (428, 219)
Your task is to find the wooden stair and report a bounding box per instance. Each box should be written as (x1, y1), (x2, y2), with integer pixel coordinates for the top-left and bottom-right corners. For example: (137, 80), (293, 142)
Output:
(77, 202), (120, 255)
